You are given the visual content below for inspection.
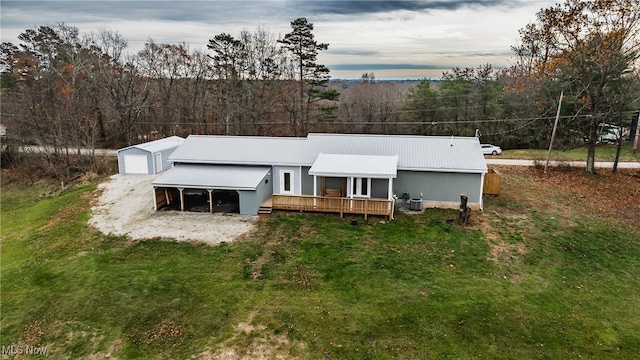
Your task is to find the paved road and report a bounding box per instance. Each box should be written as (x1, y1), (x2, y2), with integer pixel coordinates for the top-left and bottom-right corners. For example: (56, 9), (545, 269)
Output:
(19, 145), (117, 156)
(485, 158), (640, 169)
(17, 146), (640, 169)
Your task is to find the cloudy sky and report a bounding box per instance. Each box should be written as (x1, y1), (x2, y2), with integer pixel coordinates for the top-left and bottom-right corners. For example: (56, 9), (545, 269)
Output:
(1, 0), (553, 79)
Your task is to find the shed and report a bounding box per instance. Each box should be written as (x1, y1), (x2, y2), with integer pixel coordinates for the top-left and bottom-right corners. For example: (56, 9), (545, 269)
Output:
(117, 136), (184, 174)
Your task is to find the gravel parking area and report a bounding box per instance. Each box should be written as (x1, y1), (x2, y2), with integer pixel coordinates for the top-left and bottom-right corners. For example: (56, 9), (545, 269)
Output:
(88, 174), (258, 244)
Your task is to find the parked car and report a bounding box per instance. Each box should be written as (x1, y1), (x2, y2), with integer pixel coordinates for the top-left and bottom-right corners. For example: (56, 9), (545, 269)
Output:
(481, 144), (502, 155)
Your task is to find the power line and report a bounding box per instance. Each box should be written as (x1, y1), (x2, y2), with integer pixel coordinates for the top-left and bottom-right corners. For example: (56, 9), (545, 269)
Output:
(125, 115), (581, 126)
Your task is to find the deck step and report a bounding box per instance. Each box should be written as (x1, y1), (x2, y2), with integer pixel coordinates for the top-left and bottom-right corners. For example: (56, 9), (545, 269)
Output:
(259, 197), (273, 214)
(258, 206), (272, 214)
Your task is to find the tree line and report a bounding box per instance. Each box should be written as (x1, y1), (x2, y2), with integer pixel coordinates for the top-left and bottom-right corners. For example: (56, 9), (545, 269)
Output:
(1, 0), (639, 180)
(1, 18), (339, 148)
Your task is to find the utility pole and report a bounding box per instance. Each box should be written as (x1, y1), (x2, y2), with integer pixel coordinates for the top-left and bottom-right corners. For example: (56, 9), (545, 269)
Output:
(545, 90), (563, 174)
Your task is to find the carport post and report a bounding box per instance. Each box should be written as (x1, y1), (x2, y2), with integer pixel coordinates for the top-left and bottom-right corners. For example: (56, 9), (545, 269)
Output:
(313, 175), (317, 208)
(178, 187), (185, 211)
(349, 177), (354, 210)
(153, 186), (158, 211)
(387, 177), (394, 216)
(208, 189), (213, 213)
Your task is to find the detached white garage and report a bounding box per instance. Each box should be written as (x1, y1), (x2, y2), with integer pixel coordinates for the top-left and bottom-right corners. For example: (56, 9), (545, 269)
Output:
(117, 136), (184, 174)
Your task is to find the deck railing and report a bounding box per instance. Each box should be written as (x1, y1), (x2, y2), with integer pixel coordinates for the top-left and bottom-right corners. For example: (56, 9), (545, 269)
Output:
(271, 195), (394, 219)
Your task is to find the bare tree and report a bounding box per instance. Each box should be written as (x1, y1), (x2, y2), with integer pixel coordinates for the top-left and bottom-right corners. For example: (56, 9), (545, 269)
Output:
(95, 28), (149, 146)
(512, 0), (640, 174)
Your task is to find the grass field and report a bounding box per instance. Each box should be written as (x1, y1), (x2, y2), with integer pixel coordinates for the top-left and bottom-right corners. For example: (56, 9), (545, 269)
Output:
(1, 168), (639, 359)
(499, 141), (639, 162)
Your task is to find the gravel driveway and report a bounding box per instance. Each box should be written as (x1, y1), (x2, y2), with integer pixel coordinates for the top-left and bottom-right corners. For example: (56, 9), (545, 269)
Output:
(88, 174), (258, 244)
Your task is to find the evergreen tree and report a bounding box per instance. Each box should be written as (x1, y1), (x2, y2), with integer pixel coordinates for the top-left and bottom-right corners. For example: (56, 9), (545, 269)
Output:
(279, 17), (338, 135)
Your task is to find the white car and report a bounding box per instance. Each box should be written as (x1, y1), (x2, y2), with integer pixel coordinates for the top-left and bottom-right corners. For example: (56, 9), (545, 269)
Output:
(481, 144), (502, 155)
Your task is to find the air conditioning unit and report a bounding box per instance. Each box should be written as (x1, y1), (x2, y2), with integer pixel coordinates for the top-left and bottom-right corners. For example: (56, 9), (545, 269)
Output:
(410, 198), (423, 211)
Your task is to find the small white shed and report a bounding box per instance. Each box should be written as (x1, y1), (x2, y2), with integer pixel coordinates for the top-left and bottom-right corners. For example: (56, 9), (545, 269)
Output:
(117, 136), (184, 174)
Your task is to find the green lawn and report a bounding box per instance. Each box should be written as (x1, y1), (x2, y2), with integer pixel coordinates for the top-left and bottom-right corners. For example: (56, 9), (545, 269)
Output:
(499, 141), (640, 162)
(1, 179), (639, 358)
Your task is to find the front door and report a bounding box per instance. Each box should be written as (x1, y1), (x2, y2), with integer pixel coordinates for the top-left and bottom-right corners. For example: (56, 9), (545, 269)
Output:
(280, 170), (294, 195)
(352, 177), (370, 198)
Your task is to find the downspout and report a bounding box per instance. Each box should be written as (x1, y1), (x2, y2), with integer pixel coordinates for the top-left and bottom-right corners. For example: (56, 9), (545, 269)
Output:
(479, 172), (485, 211)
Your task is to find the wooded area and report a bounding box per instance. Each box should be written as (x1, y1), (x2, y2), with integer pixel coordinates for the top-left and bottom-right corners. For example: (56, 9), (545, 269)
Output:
(1, 0), (639, 180)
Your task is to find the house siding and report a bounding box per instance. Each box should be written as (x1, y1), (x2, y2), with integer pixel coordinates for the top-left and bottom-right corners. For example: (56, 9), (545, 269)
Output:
(236, 191), (257, 215)
(393, 170), (482, 207)
(255, 171), (273, 212)
(272, 166), (302, 195)
(301, 166), (314, 195)
(237, 171), (271, 215)
(155, 146), (180, 173)
(221, 168), (272, 215)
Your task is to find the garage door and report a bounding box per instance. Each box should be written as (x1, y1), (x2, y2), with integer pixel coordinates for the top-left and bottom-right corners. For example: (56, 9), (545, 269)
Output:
(123, 154), (149, 174)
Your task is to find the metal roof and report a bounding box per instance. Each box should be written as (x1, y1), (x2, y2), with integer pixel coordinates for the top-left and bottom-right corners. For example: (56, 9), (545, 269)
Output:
(309, 154), (398, 178)
(168, 135), (314, 165)
(169, 133), (487, 174)
(152, 164), (270, 190)
(118, 136), (185, 154)
(307, 133), (487, 173)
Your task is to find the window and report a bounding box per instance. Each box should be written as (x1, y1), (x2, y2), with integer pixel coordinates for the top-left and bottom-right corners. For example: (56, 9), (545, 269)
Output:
(284, 172), (291, 191)
(352, 177), (370, 197)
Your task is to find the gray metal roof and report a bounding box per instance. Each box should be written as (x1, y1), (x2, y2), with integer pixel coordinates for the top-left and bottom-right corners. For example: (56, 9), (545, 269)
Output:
(118, 136), (184, 154)
(152, 164), (270, 190)
(309, 154), (398, 178)
(169, 133), (487, 174)
(168, 135), (314, 165)
(307, 133), (487, 173)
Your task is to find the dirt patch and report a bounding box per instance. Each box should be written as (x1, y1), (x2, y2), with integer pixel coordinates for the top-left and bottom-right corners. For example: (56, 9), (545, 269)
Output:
(486, 241), (527, 264)
(474, 212), (500, 241)
(194, 313), (306, 360)
(88, 174), (258, 244)
(143, 320), (182, 344)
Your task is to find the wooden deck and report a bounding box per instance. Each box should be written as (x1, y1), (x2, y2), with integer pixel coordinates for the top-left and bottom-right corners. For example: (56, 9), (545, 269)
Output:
(267, 195), (394, 219)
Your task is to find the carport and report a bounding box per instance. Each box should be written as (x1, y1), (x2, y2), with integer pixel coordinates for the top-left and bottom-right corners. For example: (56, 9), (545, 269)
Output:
(152, 164), (272, 215)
